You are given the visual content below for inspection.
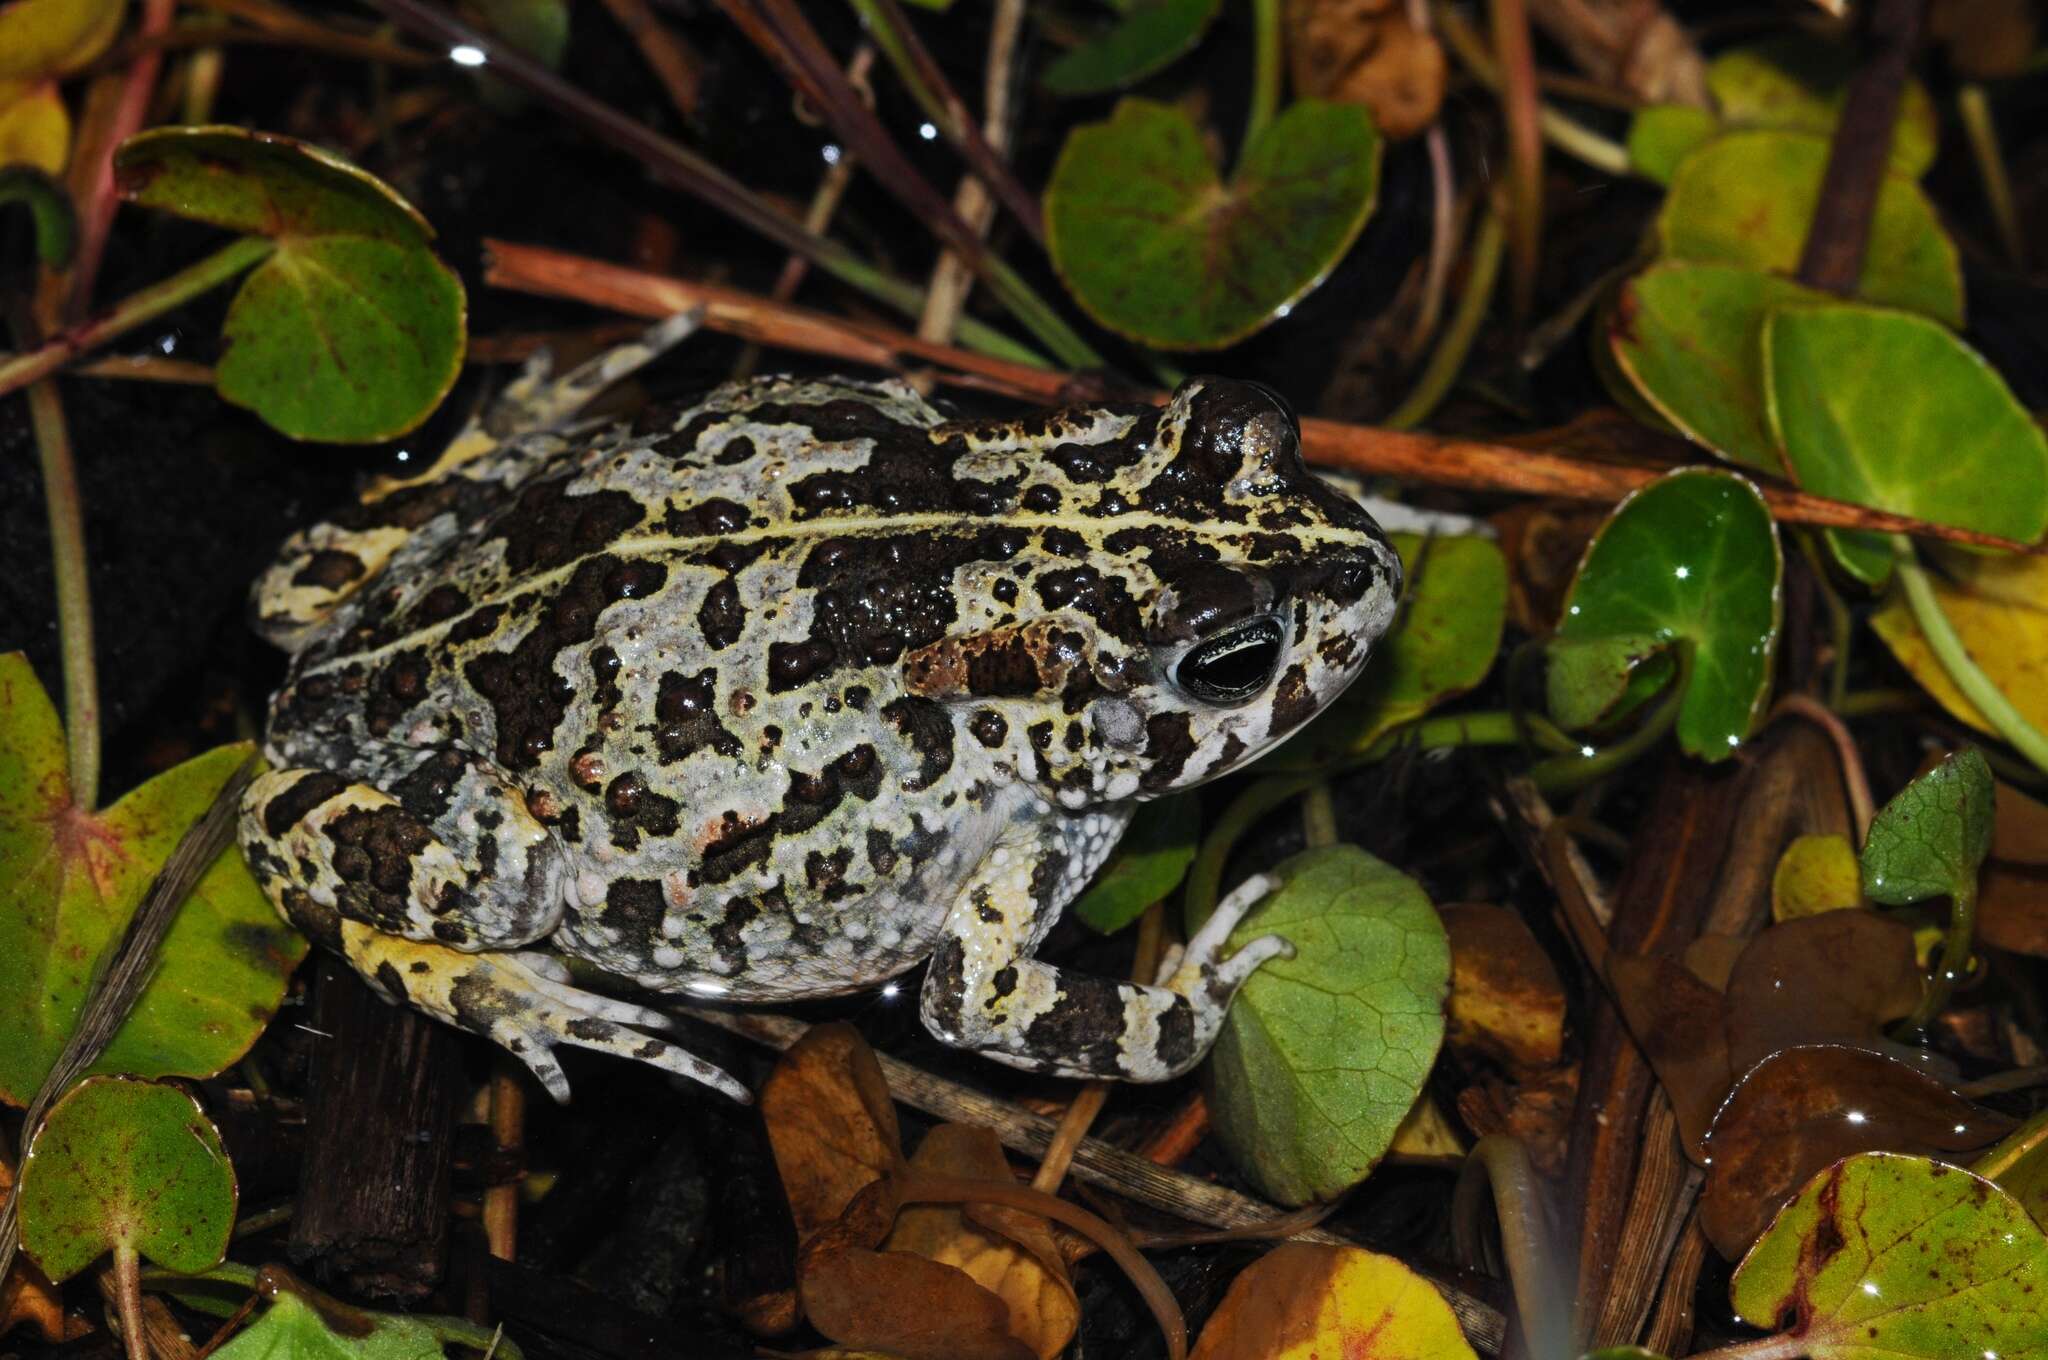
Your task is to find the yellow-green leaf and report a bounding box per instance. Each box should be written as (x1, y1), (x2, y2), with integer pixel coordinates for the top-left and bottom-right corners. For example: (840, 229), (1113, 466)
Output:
(1771, 833), (1862, 921)
(0, 0), (124, 83)
(1871, 550), (2048, 740)
(1729, 1152), (2048, 1357)
(0, 653), (308, 1107)
(1190, 1243), (1477, 1360)
(0, 80), (66, 174)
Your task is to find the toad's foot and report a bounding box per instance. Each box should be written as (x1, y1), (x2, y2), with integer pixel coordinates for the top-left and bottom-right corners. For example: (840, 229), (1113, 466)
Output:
(1152, 872), (1292, 994)
(342, 923), (747, 1103)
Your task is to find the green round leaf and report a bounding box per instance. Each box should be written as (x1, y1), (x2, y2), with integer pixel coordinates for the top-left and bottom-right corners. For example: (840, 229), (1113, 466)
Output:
(1609, 261), (1831, 473)
(1046, 97), (1380, 349)
(1262, 533), (1506, 770)
(16, 1076), (236, 1280)
(1199, 845), (1450, 1206)
(0, 653), (309, 1108)
(1763, 302), (2048, 586)
(1861, 748), (1995, 907)
(1553, 469), (1782, 761)
(1730, 1152), (2048, 1357)
(1042, 0), (1221, 96)
(212, 1288), (445, 1360)
(1073, 793), (1197, 933)
(113, 126), (466, 443)
(1657, 130), (1962, 326)
(1708, 35), (1938, 179)
(1625, 105), (1717, 186)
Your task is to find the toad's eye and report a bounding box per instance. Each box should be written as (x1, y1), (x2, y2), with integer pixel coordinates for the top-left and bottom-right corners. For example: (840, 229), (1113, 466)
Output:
(1173, 616), (1284, 706)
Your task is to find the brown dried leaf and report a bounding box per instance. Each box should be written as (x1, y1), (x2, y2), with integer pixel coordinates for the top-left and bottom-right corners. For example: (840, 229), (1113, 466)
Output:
(760, 1022), (902, 1240)
(1681, 932), (1747, 992)
(1454, 1066), (1577, 1178)
(1284, 0), (1446, 140)
(1490, 501), (1608, 635)
(1606, 953), (1732, 1157)
(1928, 0), (2038, 79)
(1698, 1045), (2015, 1259)
(1994, 781), (2048, 865)
(1723, 910), (1922, 1076)
(884, 1126), (1079, 1360)
(1441, 904), (1566, 1074)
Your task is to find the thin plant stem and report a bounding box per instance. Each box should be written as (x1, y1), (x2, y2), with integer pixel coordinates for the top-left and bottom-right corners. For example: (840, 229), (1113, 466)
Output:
(25, 377), (98, 810)
(1958, 83), (2027, 268)
(1527, 643), (1694, 794)
(1892, 534), (2048, 773)
(1972, 1105), (2048, 1181)
(1454, 1137), (1569, 1360)
(1773, 692), (1875, 843)
(112, 1244), (150, 1360)
(1384, 201), (1504, 430)
(1433, 4), (1628, 177)
(1834, 688), (1922, 717)
(1902, 876), (1976, 1031)
(1300, 784), (1338, 848)
(0, 236), (275, 401)
(1183, 774), (1322, 929)
(1245, 0), (1283, 155)
(1797, 530), (1855, 709)
(360, 0), (1049, 368)
(1486, 0), (1541, 321)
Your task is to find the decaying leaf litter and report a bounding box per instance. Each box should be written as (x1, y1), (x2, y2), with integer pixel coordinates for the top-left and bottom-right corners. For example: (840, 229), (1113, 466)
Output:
(3, 0), (2048, 1358)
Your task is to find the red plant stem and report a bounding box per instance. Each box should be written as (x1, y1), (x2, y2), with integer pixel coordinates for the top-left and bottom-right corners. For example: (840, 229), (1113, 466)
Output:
(1798, 0), (1927, 293)
(60, 0), (178, 325)
(25, 378), (98, 811)
(1489, 0), (1543, 322)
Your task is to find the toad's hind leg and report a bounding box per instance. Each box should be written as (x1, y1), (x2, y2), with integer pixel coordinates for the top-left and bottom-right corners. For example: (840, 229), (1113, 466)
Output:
(337, 926), (747, 1103)
(918, 820), (1292, 1082)
(240, 759), (743, 1102)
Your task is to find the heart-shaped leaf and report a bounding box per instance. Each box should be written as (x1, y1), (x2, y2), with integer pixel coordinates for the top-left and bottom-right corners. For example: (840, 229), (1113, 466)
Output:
(1073, 793), (1196, 933)
(1263, 533), (1506, 770)
(1552, 468), (1782, 761)
(16, 1076), (235, 1280)
(113, 125), (466, 443)
(1199, 845), (1450, 1206)
(1861, 748), (1995, 908)
(1729, 1152), (2048, 1355)
(1657, 130), (1961, 325)
(1871, 550), (2048, 742)
(1046, 97), (1379, 349)
(1190, 1242), (1477, 1360)
(1706, 35), (1938, 179)
(1764, 303), (2048, 585)
(1041, 0), (1222, 96)
(0, 0), (124, 82)
(209, 1285), (446, 1360)
(0, 653), (309, 1107)
(1609, 261), (1831, 472)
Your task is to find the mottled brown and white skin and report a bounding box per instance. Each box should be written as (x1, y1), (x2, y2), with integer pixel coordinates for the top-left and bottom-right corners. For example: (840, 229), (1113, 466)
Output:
(238, 324), (1402, 1102)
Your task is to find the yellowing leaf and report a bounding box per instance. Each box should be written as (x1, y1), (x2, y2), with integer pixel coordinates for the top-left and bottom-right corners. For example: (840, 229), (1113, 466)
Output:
(1191, 1243), (1477, 1360)
(1441, 903), (1566, 1074)
(1871, 551), (2048, 739)
(883, 1126), (1078, 1360)
(0, 81), (65, 174)
(0, 0), (124, 82)
(1387, 1091), (1465, 1164)
(1771, 833), (1862, 921)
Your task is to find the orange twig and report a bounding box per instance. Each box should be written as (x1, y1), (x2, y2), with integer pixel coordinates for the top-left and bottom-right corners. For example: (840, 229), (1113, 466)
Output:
(481, 240), (2043, 556)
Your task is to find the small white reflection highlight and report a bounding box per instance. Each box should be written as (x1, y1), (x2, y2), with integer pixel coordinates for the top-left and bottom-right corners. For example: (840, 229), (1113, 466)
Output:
(918, 121), (938, 140)
(1675, 565), (1690, 579)
(821, 143), (842, 165)
(1845, 1109), (1868, 1124)
(450, 44), (487, 66)
(882, 982), (900, 999)
(1862, 1280), (1880, 1297)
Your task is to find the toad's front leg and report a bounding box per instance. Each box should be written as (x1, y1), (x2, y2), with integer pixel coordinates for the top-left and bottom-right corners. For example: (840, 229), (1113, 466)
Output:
(918, 819), (1291, 1081)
